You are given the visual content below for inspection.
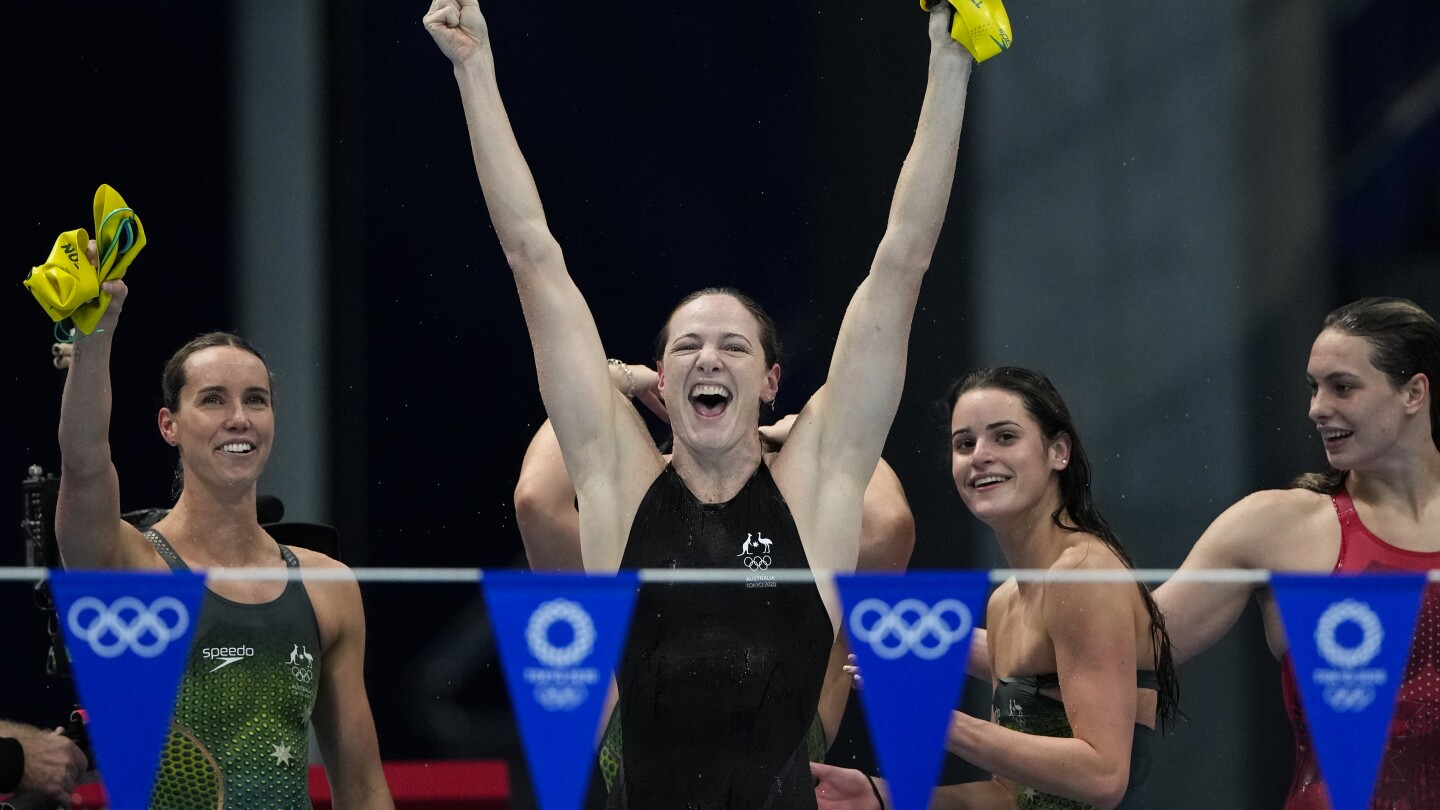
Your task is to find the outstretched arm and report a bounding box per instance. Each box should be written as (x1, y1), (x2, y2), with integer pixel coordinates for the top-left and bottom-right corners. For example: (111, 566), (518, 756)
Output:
(1155, 491), (1300, 665)
(782, 7), (973, 535)
(54, 274), (150, 570)
(425, 0), (659, 569)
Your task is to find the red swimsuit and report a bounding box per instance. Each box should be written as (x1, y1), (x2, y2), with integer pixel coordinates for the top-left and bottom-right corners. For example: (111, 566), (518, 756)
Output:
(1280, 489), (1440, 809)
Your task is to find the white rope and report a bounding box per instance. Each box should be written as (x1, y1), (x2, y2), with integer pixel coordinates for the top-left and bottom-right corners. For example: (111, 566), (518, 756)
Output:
(1, 566), (1432, 584)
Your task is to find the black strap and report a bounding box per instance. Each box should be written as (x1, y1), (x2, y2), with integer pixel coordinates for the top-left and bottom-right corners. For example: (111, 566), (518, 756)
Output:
(145, 528), (299, 570)
(0, 736), (24, 793)
(143, 529), (188, 572)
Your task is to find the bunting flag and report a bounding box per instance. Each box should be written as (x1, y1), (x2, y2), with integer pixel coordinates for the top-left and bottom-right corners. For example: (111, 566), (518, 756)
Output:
(836, 571), (988, 810)
(49, 569), (206, 810)
(1271, 572), (1426, 810)
(483, 571), (639, 810)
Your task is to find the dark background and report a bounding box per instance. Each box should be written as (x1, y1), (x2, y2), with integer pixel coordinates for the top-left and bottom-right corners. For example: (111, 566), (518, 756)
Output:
(4, 1), (1439, 807)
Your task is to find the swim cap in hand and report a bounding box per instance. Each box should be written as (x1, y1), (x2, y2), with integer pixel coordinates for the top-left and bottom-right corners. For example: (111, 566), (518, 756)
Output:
(26, 229), (99, 326)
(23, 184), (146, 335)
(921, 0), (1014, 63)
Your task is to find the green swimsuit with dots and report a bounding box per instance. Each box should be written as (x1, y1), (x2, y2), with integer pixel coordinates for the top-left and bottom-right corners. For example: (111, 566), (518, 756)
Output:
(144, 529), (322, 809)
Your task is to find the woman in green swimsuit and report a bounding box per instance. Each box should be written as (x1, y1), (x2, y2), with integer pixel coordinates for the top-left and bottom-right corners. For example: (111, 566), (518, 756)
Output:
(814, 368), (1179, 810)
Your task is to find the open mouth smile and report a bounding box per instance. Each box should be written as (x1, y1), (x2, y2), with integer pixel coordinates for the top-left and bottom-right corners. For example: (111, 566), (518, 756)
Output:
(690, 383), (732, 418)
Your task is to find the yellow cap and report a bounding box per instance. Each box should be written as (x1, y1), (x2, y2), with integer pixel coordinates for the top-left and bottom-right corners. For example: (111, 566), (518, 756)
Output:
(24, 228), (99, 326)
(921, 0), (1014, 63)
(92, 184), (146, 280)
(22, 184), (146, 335)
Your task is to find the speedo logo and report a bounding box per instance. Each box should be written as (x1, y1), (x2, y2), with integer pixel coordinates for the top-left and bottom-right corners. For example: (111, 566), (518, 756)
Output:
(202, 645), (256, 673)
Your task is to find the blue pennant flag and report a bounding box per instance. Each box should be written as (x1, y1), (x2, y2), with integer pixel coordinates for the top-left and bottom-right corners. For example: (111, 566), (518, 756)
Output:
(482, 571), (639, 810)
(836, 571), (988, 810)
(1271, 572), (1426, 810)
(49, 569), (206, 810)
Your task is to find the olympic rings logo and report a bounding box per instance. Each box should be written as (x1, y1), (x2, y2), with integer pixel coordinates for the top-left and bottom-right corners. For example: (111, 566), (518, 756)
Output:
(848, 598), (972, 660)
(1315, 599), (1383, 670)
(526, 598), (596, 668)
(66, 596), (191, 659)
(535, 684), (586, 711)
(1323, 684), (1376, 712)
(743, 555), (772, 571)
(290, 667), (315, 683)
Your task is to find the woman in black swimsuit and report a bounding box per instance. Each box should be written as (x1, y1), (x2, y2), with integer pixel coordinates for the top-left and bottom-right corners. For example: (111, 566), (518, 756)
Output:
(815, 368), (1179, 810)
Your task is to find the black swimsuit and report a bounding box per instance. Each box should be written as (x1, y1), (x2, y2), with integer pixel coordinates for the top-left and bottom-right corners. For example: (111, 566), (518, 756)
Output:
(607, 464), (833, 809)
(991, 671), (1158, 810)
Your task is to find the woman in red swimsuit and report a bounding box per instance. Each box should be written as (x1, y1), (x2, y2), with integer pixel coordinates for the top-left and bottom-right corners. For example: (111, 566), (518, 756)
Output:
(1159, 297), (1440, 809)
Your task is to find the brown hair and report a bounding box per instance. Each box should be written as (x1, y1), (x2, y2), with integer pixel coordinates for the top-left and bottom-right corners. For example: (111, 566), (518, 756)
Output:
(161, 332), (272, 499)
(1292, 298), (1440, 494)
(653, 287), (783, 369)
(946, 367), (1180, 730)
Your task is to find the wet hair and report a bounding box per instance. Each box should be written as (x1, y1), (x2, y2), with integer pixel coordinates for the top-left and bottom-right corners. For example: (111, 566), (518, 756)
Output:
(653, 287), (783, 369)
(1292, 297), (1440, 495)
(162, 331), (273, 412)
(945, 367), (1180, 730)
(161, 332), (273, 499)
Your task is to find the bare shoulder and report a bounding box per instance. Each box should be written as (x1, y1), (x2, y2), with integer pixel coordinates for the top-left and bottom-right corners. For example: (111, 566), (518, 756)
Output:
(1051, 536), (1127, 573)
(287, 544), (351, 574)
(286, 546), (362, 652)
(1186, 488), (1335, 570)
(1042, 537), (1134, 609)
(988, 577), (1019, 616)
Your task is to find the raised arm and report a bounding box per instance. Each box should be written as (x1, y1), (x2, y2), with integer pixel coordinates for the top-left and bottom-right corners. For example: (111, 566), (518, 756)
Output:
(425, 0), (659, 568)
(54, 276), (152, 570)
(514, 364), (666, 570)
(783, 7), (973, 496)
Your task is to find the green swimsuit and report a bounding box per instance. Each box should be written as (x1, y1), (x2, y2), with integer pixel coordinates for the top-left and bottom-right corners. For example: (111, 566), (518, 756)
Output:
(144, 529), (322, 809)
(992, 671), (1157, 810)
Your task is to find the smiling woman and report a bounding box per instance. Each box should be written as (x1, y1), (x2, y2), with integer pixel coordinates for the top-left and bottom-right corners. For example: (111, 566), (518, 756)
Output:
(53, 271), (393, 808)
(813, 369), (1179, 810)
(424, 0), (973, 804)
(157, 333), (275, 498)
(1153, 297), (1440, 810)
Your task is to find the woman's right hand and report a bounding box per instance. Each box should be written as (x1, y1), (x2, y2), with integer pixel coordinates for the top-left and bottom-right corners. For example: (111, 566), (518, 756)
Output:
(812, 762), (886, 810)
(622, 364), (668, 423)
(423, 0), (490, 66)
(842, 652), (864, 690)
(757, 413), (798, 446)
(83, 239), (128, 336)
(94, 279), (128, 334)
